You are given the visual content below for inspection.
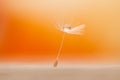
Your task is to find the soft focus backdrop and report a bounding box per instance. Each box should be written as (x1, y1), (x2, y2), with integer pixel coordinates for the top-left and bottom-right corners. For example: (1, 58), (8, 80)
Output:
(0, 0), (120, 64)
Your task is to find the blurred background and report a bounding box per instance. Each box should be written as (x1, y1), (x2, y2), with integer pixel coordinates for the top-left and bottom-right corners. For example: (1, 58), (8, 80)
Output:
(0, 0), (120, 65)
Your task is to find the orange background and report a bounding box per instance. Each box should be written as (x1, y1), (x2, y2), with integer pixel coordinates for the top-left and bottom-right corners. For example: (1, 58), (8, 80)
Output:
(0, 0), (120, 64)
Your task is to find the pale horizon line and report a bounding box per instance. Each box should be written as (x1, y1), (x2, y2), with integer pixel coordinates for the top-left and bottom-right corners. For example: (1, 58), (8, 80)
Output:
(0, 63), (120, 69)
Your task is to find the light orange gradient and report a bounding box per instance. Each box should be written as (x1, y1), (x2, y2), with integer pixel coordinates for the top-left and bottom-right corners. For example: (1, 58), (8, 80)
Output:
(0, 0), (120, 64)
